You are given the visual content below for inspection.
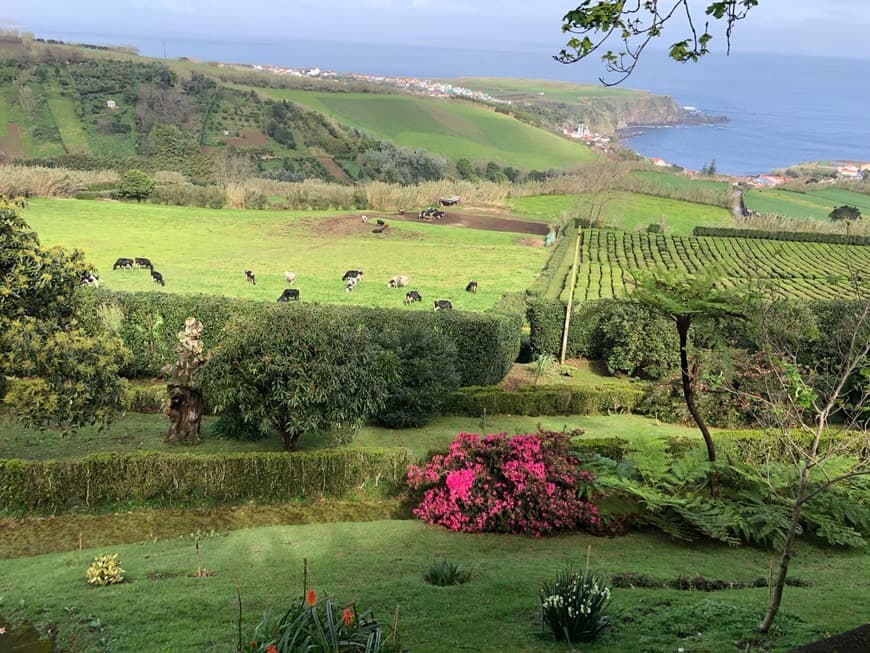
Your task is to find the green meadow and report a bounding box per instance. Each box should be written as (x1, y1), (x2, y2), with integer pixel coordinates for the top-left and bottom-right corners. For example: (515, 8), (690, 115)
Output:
(507, 192), (732, 235)
(256, 88), (594, 170)
(447, 77), (641, 102)
(23, 199), (548, 311)
(744, 187), (870, 221)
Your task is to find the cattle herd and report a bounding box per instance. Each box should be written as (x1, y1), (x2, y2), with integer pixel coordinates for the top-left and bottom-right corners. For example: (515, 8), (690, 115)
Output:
(108, 256), (165, 287)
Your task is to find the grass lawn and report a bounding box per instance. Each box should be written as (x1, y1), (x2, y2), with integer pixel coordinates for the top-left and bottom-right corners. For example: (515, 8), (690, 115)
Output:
(0, 413), (700, 462)
(22, 199), (548, 311)
(256, 88), (594, 170)
(744, 187), (870, 221)
(45, 89), (91, 155)
(506, 192), (731, 235)
(0, 519), (865, 652)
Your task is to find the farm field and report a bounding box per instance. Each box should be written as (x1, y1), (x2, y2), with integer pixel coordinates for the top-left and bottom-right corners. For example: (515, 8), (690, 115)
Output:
(560, 229), (870, 302)
(0, 519), (865, 652)
(447, 77), (642, 102)
(507, 192), (732, 235)
(23, 199), (548, 311)
(744, 187), (870, 221)
(255, 88), (595, 170)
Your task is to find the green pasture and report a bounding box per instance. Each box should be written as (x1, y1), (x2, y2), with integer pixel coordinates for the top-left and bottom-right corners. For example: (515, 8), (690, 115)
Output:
(561, 229), (870, 302)
(23, 199), (548, 311)
(0, 518), (865, 652)
(256, 89), (594, 170)
(45, 89), (90, 155)
(507, 192), (731, 235)
(628, 169), (732, 196)
(447, 77), (641, 102)
(745, 187), (870, 221)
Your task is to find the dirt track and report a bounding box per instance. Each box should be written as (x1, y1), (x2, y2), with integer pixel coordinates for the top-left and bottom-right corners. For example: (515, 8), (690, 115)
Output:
(390, 209), (550, 235)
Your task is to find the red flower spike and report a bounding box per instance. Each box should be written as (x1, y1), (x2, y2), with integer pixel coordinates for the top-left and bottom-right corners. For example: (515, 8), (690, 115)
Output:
(305, 589), (317, 607)
(342, 607), (354, 625)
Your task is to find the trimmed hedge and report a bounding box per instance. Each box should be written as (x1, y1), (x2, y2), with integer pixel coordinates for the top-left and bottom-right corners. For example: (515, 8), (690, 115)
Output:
(0, 448), (413, 514)
(527, 225), (576, 300)
(77, 290), (522, 387)
(446, 384), (646, 417)
(693, 226), (870, 246)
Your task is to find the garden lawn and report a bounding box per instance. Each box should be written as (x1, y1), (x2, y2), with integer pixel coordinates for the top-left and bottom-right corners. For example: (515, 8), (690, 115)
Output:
(0, 413), (701, 461)
(0, 519), (866, 652)
(22, 199), (547, 311)
(256, 88), (594, 170)
(507, 192), (731, 235)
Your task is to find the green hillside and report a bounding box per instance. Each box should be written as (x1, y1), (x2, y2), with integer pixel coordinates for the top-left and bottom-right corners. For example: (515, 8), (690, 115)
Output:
(258, 88), (594, 170)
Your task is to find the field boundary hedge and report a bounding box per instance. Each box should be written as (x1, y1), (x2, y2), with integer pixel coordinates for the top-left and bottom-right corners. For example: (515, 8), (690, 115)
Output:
(446, 384), (646, 416)
(0, 448), (413, 515)
(693, 226), (870, 246)
(77, 290), (523, 387)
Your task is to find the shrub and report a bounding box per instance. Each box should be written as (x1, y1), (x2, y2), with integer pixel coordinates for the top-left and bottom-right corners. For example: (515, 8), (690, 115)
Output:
(86, 554), (125, 586)
(118, 169), (155, 202)
(423, 560), (472, 587)
(373, 324), (461, 429)
(540, 567), (614, 644)
(446, 384), (646, 417)
(248, 590), (402, 653)
(407, 431), (599, 535)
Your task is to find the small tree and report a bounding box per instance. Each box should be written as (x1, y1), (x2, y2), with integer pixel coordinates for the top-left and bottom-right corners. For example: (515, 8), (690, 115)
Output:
(829, 204), (861, 222)
(629, 269), (750, 496)
(202, 306), (398, 451)
(118, 169), (155, 203)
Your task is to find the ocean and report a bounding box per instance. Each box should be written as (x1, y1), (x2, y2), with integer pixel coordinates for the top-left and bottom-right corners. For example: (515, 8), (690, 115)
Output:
(36, 31), (870, 176)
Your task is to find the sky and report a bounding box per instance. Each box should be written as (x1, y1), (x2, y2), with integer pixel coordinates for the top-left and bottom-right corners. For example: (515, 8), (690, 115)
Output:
(3, 0), (868, 60)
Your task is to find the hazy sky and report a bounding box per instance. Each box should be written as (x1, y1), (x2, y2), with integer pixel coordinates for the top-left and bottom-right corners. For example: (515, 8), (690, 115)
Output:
(4, 0), (868, 58)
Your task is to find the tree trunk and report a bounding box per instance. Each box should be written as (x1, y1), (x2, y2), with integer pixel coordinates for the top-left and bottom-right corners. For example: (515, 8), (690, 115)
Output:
(677, 316), (719, 497)
(758, 467), (810, 633)
(276, 424), (299, 452)
(165, 383), (203, 445)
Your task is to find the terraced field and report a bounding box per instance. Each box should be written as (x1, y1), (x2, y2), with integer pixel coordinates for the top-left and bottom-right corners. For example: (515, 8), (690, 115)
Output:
(560, 229), (869, 302)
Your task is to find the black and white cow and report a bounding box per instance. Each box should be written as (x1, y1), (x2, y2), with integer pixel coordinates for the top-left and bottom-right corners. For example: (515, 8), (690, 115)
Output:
(433, 300), (452, 311)
(404, 290), (422, 304)
(80, 272), (100, 288)
(465, 280), (478, 294)
(151, 269), (165, 286)
(342, 270), (364, 281)
(134, 257), (154, 270)
(245, 270), (256, 285)
(346, 277), (359, 293)
(112, 257), (134, 270)
(278, 288), (300, 302)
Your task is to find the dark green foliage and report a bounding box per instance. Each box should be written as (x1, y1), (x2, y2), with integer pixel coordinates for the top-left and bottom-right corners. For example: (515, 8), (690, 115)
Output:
(202, 305), (398, 450)
(0, 448), (413, 514)
(208, 410), (271, 441)
(446, 384), (645, 417)
(77, 291), (522, 387)
(423, 560), (472, 586)
(373, 324), (461, 429)
(117, 168), (155, 202)
(829, 204), (862, 222)
(693, 225), (870, 246)
(148, 183), (225, 208)
(455, 157), (477, 180)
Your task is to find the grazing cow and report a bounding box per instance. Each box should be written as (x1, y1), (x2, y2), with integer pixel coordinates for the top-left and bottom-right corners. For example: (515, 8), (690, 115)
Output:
(342, 270), (364, 281)
(284, 270), (296, 285)
(360, 215), (368, 223)
(372, 223), (388, 234)
(433, 299), (452, 311)
(278, 288), (300, 302)
(245, 270), (256, 285)
(134, 257), (153, 270)
(465, 280), (478, 294)
(80, 272), (100, 288)
(151, 269), (165, 286)
(404, 290), (422, 304)
(112, 257), (134, 270)
(387, 275), (409, 288)
(345, 277), (358, 293)
(376, 218), (385, 226)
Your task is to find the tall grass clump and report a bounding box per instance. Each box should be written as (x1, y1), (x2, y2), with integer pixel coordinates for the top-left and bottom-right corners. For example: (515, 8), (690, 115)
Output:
(0, 165), (119, 197)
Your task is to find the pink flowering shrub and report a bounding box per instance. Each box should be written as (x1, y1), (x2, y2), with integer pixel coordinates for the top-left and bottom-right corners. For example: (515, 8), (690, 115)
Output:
(407, 431), (599, 535)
